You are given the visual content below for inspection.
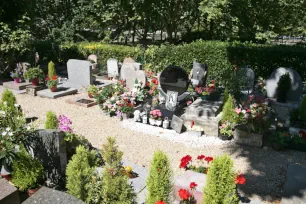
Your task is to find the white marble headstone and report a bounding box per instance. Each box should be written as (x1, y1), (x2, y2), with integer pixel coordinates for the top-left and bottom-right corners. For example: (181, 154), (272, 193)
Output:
(121, 64), (146, 90)
(67, 59), (93, 87)
(107, 58), (119, 77)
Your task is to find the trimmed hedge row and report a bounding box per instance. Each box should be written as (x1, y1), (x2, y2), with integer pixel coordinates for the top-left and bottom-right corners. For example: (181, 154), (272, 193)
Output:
(58, 41), (306, 82)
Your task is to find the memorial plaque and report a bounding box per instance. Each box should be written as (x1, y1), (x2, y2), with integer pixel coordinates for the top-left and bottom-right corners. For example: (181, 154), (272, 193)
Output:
(165, 91), (178, 111)
(171, 115), (184, 133)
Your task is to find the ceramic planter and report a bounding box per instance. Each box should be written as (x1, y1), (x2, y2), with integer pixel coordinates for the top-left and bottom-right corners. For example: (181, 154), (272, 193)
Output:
(31, 78), (39, 86)
(149, 118), (156, 125)
(234, 125), (263, 148)
(27, 186), (41, 197)
(156, 120), (162, 126)
(14, 78), (21, 83)
(50, 86), (57, 92)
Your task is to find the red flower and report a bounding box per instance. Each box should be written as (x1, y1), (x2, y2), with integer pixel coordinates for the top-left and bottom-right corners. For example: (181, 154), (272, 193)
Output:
(46, 77), (50, 81)
(179, 155), (192, 169)
(204, 157), (213, 163)
(178, 189), (191, 200)
(156, 201), (166, 204)
(52, 76), (57, 80)
(153, 85), (157, 90)
(197, 155), (205, 160)
(235, 174), (246, 185)
(146, 82), (151, 87)
(152, 78), (158, 85)
(189, 182), (198, 189)
(191, 120), (194, 128)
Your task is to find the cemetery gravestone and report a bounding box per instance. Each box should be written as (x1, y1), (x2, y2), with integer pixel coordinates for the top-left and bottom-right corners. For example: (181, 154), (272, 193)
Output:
(240, 67), (255, 94)
(171, 115), (184, 133)
(0, 179), (20, 204)
(30, 130), (67, 188)
(123, 57), (136, 64)
(121, 64), (146, 90)
(266, 67), (303, 101)
(67, 59), (94, 87)
(190, 61), (208, 87)
(107, 58), (119, 78)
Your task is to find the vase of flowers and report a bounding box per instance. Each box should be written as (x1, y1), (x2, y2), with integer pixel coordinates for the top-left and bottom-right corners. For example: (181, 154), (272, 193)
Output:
(218, 121), (233, 140)
(24, 67), (44, 86)
(119, 100), (134, 120)
(149, 109), (162, 126)
(46, 76), (59, 92)
(10, 71), (22, 83)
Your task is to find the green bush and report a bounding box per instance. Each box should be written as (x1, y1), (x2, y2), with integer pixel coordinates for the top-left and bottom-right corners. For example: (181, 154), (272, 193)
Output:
(1, 89), (16, 108)
(24, 67), (44, 80)
(221, 95), (236, 123)
(299, 96), (306, 123)
(101, 137), (136, 204)
(66, 145), (100, 201)
(146, 151), (173, 204)
(223, 88), (229, 105)
(48, 61), (56, 78)
(203, 155), (238, 204)
(11, 152), (44, 191)
(44, 111), (59, 129)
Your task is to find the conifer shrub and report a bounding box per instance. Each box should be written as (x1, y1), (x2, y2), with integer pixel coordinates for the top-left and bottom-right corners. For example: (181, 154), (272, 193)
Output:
(203, 155), (238, 204)
(299, 96), (306, 123)
(48, 61), (56, 79)
(221, 94), (236, 123)
(146, 151), (173, 204)
(66, 145), (100, 201)
(44, 111), (59, 129)
(1, 89), (16, 108)
(223, 88), (229, 105)
(101, 137), (136, 204)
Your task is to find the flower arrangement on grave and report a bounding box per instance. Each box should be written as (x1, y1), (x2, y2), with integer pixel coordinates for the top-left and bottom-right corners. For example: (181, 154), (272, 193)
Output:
(195, 80), (218, 100)
(149, 109), (163, 126)
(254, 77), (266, 94)
(86, 85), (99, 98)
(147, 78), (159, 96)
(118, 99), (134, 118)
(244, 101), (270, 134)
(178, 182), (197, 204)
(179, 155), (213, 174)
(113, 80), (126, 95)
(132, 79), (147, 102)
(24, 67), (44, 86)
(10, 70), (23, 83)
(95, 86), (114, 105)
(102, 97), (119, 116)
(145, 70), (155, 79)
(46, 76), (58, 92)
(219, 121), (233, 138)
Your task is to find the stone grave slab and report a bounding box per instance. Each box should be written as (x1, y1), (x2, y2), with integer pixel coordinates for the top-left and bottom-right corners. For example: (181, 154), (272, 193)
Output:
(174, 170), (207, 204)
(107, 58), (119, 78)
(269, 99), (300, 121)
(0, 178), (20, 204)
(281, 164), (306, 204)
(171, 115), (184, 133)
(3, 81), (31, 90)
(182, 98), (223, 137)
(30, 130), (67, 188)
(22, 187), (85, 204)
(26, 85), (46, 96)
(66, 97), (97, 108)
(266, 67), (303, 101)
(67, 59), (94, 87)
(37, 85), (77, 99)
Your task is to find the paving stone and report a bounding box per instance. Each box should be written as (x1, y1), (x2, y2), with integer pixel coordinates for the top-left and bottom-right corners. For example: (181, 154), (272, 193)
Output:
(3, 81), (31, 90)
(0, 178), (20, 204)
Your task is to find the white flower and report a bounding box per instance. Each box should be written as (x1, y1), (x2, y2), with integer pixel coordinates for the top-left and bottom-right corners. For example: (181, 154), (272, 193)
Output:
(14, 104), (20, 108)
(6, 127), (10, 131)
(8, 132), (13, 136)
(27, 126), (31, 130)
(3, 101), (7, 106)
(242, 110), (246, 114)
(2, 131), (7, 136)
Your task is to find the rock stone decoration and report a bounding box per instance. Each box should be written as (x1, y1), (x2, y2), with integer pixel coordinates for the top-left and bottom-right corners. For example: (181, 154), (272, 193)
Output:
(120, 63), (146, 90)
(190, 61), (208, 87)
(67, 59), (95, 87)
(266, 67), (303, 101)
(107, 58), (119, 78)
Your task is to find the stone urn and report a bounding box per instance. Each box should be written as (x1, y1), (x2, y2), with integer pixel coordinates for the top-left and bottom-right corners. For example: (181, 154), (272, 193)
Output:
(234, 124), (263, 148)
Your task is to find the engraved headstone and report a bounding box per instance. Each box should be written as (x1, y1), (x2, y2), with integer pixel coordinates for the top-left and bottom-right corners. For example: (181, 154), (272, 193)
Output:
(67, 59), (94, 87)
(165, 91), (178, 111)
(107, 58), (119, 78)
(171, 115), (184, 133)
(266, 67), (303, 101)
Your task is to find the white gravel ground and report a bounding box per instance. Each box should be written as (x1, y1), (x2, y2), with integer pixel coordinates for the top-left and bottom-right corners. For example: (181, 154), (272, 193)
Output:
(2, 86), (306, 203)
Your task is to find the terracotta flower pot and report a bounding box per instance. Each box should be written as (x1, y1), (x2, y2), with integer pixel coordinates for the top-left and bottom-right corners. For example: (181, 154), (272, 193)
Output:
(27, 186), (41, 197)
(14, 78), (21, 83)
(50, 86), (57, 92)
(31, 78), (39, 86)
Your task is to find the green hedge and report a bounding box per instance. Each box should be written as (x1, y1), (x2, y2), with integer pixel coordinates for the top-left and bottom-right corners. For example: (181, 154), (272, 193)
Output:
(56, 41), (306, 82)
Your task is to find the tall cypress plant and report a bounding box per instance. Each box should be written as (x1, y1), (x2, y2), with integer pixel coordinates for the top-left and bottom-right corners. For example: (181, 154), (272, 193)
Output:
(221, 94), (236, 123)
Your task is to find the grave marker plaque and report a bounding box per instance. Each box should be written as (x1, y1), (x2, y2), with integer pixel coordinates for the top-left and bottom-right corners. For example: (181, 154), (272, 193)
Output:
(171, 115), (184, 133)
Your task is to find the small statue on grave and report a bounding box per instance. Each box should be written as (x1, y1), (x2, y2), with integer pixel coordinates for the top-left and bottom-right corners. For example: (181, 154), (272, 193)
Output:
(133, 110), (141, 122)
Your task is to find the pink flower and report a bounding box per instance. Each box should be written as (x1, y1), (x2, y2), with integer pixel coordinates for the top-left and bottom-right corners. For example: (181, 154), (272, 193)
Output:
(235, 108), (242, 114)
(149, 90), (153, 95)
(187, 101), (192, 106)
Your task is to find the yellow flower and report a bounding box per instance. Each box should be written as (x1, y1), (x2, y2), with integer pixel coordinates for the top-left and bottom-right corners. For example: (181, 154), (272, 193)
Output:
(125, 166), (132, 173)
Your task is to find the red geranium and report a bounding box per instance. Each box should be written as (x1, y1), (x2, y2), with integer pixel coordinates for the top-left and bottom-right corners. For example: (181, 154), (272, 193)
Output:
(197, 155), (205, 160)
(179, 155), (192, 169)
(52, 76), (57, 80)
(152, 78), (158, 85)
(156, 201), (166, 204)
(46, 77), (50, 81)
(204, 157), (213, 163)
(178, 189), (191, 200)
(235, 174), (246, 185)
(189, 182), (197, 189)
(146, 82), (151, 87)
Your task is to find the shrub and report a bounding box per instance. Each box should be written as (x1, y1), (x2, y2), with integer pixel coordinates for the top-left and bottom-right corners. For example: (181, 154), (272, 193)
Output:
(11, 152), (44, 191)
(223, 88), (229, 105)
(44, 111), (59, 129)
(221, 95), (236, 124)
(101, 137), (136, 204)
(299, 96), (306, 123)
(24, 67), (44, 80)
(48, 61), (56, 79)
(146, 151), (173, 204)
(86, 176), (103, 204)
(1, 89), (16, 108)
(203, 155), (238, 204)
(66, 145), (100, 201)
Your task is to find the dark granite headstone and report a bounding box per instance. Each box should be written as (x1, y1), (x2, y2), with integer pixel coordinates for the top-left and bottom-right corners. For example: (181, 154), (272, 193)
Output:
(171, 115), (184, 133)
(30, 130), (67, 188)
(22, 187), (85, 204)
(191, 61), (208, 87)
(0, 178), (20, 204)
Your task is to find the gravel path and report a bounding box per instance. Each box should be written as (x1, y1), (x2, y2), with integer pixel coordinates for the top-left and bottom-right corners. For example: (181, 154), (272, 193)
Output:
(2, 87), (306, 203)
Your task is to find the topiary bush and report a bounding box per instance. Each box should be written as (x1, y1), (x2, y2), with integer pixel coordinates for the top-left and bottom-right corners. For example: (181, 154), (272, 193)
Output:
(44, 111), (59, 129)
(101, 137), (136, 204)
(66, 145), (100, 201)
(221, 94), (236, 124)
(48, 61), (56, 79)
(299, 96), (306, 123)
(146, 151), (173, 204)
(203, 155), (238, 204)
(11, 152), (44, 191)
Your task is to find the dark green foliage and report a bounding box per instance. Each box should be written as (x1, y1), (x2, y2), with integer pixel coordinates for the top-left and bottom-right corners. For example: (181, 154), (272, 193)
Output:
(101, 137), (136, 204)
(66, 146), (100, 201)
(1, 89), (16, 108)
(277, 73), (291, 94)
(299, 96), (306, 123)
(11, 152), (44, 191)
(203, 155), (238, 204)
(44, 111), (59, 129)
(146, 151), (173, 204)
(221, 95), (236, 123)
(48, 61), (56, 78)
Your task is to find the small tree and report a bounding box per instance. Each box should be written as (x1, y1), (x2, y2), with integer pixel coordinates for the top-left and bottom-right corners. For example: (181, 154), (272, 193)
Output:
(101, 137), (136, 204)
(203, 155), (238, 204)
(146, 151), (173, 204)
(66, 146), (99, 201)
(48, 61), (56, 79)
(221, 94), (236, 123)
(299, 96), (306, 123)
(44, 111), (59, 129)
(1, 89), (16, 108)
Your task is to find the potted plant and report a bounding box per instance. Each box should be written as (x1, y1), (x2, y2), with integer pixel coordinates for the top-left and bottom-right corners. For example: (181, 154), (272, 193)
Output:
(287, 130), (306, 152)
(149, 109), (162, 126)
(276, 73), (291, 103)
(86, 85), (99, 98)
(46, 76), (58, 92)
(11, 152), (44, 196)
(10, 70), (23, 83)
(270, 131), (290, 151)
(24, 67), (44, 86)
(119, 100), (134, 119)
(219, 121), (233, 140)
